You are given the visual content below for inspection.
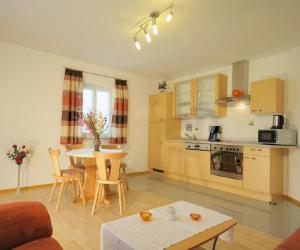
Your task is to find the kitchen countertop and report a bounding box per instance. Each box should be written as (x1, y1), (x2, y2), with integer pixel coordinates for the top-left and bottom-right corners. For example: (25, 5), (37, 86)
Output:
(166, 138), (298, 149)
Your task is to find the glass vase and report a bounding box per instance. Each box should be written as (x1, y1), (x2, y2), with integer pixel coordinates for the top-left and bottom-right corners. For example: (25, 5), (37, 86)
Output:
(94, 137), (101, 151)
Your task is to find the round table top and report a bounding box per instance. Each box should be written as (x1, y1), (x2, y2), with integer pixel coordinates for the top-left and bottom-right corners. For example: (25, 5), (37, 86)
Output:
(66, 148), (124, 158)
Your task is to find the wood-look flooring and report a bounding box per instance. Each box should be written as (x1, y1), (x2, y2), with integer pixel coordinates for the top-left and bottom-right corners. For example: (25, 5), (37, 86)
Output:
(0, 180), (282, 250)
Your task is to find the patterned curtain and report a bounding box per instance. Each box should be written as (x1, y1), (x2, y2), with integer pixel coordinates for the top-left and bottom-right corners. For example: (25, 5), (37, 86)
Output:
(60, 68), (83, 145)
(110, 79), (128, 144)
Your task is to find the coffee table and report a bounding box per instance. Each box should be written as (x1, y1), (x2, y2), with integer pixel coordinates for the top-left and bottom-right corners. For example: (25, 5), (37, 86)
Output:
(101, 201), (237, 250)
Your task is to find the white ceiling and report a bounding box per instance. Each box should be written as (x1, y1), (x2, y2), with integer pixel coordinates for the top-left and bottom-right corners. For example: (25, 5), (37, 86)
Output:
(0, 0), (300, 79)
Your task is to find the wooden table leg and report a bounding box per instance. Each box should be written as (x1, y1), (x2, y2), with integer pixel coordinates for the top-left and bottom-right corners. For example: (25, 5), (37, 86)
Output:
(82, 158), (97, 201)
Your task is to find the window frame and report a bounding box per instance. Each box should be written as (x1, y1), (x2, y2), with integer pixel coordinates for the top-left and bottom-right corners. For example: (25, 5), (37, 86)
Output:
(82, 82), (113, 139)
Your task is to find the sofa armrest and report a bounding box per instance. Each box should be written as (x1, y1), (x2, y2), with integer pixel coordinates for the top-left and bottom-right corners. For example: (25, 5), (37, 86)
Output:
(0, 201), (53, 250)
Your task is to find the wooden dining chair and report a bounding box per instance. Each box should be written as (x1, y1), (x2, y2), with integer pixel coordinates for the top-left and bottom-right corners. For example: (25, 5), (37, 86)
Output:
(48, 148), (86, 211)
(101, 144), (129, 191)
(92, 151), (127, 216)
(65, 144), (85, 170)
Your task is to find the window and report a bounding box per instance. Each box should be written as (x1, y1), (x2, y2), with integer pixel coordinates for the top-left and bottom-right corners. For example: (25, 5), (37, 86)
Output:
(83, 83), (112, 138)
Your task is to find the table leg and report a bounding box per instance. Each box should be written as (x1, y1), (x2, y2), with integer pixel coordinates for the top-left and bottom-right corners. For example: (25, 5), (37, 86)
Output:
(82, 158), (97, 201)
(212, 236), (219, 250)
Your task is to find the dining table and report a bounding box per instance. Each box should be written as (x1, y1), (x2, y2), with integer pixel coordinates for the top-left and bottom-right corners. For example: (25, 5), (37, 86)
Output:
(66, 148), (125, 201)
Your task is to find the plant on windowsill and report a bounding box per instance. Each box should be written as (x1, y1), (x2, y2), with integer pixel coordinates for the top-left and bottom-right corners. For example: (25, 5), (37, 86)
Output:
(81, 111), (108, 151)
(6, 144), (32, 195)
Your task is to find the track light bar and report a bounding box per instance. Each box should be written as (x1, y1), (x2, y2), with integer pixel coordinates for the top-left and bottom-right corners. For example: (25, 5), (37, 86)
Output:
(132, 4), (174, 50)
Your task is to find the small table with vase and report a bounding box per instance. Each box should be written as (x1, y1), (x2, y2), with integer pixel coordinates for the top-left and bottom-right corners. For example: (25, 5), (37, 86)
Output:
(66, 148), (125, 201)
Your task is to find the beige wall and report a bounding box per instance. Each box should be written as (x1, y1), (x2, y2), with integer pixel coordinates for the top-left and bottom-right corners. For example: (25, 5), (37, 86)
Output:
(170, 45), (300, 200)
(0, 41), (156, 190)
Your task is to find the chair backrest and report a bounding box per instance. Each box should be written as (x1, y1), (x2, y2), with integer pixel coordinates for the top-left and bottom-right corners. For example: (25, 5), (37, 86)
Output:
(48, 148), (61, 177)
(94, 151), (127, 181)
(101, 144), (122, 150)
(65, 144), (84, 165)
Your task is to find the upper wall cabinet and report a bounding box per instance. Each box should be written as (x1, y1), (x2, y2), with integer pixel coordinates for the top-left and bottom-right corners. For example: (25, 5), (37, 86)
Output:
(173, 80), (194, 118)
(195, 74), (227, 118)
(172, 73), (228, 119)
(250, 78), (284, 114)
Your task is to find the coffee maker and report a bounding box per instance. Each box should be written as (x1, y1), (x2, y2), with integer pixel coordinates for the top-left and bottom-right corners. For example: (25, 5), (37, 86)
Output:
(271, 115), (284, 129)
(209, 126), (221, 141)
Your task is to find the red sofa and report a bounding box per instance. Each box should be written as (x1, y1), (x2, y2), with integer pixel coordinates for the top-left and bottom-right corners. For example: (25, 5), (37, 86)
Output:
(0, 201), (63, 250)
(274, 228), (300, 250)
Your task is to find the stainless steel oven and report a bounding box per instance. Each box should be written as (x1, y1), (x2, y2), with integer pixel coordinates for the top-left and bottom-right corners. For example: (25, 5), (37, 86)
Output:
(211, 145), (243, 180)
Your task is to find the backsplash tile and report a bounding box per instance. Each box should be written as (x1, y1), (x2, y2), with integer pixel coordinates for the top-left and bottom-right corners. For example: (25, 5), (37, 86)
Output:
(181, 103), (273, 141)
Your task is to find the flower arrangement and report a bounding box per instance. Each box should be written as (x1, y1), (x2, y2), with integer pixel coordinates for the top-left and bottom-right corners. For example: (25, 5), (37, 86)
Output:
(158, 81), (167, 92)
(81, 111), (108, 151)
(7, 144), (32, 165)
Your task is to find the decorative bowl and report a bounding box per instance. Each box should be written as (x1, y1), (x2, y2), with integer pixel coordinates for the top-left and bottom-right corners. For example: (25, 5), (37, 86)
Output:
(140, 211), (152, 221)
(190, 213), (201, 221)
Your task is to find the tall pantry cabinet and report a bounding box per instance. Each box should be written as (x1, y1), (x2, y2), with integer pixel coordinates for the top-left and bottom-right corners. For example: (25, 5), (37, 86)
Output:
(148, 93), (181, 171)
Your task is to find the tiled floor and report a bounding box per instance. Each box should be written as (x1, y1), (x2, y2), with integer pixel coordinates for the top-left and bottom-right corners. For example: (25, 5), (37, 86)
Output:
(129, 174), (300, 239)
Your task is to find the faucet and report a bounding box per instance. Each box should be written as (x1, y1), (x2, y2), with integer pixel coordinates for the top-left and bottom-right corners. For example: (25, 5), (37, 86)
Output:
(185, 132), (197, 141)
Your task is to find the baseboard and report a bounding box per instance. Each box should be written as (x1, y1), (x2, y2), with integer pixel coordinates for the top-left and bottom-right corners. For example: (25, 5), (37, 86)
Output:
(0, 183), (53, 193)
(127, 171), (149, 176)
(282, 194), (300, 206)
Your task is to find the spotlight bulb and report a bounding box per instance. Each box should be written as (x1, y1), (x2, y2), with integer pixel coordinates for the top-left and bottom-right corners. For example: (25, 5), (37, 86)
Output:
(144, 28), (151, 43)
(133, 37), (141, 50)
(152, 19), (158, 35)
(166, 10), (173, 22)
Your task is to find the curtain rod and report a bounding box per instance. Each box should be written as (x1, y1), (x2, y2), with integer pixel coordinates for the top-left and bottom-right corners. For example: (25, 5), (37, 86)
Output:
(64, 67), (128, 81)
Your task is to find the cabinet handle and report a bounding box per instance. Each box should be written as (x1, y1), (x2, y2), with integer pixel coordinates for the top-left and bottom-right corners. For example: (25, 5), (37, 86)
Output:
(258, 149), (262, 151)
(250, 148), (255, 151)
(259, 109), (263, 112)
(245, 157), (250, 159)
(252, 157), (256, 160)
(252, 110), (257, 112)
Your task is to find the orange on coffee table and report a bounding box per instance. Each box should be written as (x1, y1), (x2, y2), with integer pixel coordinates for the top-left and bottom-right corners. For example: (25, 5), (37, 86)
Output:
(140, 211), (152, 221)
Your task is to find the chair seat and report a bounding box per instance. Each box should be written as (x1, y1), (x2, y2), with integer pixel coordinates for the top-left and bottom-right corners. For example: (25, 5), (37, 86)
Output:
(12, 237), (63, 250)
(61, 168), (81, 177)
(73, 162), (85, 170)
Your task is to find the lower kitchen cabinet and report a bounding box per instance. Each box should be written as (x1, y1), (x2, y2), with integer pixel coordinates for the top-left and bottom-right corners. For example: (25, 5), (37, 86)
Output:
(185, 150), (211, 180)
(243, 155), (270, 193)
(164, 142), (186, 175)
(243, 147), (283, 196)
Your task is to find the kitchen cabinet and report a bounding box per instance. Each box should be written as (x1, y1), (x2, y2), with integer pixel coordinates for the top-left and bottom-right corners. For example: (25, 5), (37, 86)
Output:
(149, 93), (172, 122)
(185, 150), (211, 180)
(172, 73), (228, 119)
(148, 93), (181, 171)
(194, 74), (227, 118)
(164, 142), (186, 175)
(148, 122), (165, 170)
(172, 79), (195, 118)
(243, 147), (283, 195)
(250, 78), (284, 114)
(243, 155), (270, 193)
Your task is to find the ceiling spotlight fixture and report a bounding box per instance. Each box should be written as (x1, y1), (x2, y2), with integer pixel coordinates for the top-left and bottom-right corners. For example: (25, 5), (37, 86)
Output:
(166, 7), (173, 22)
(143, 26), (152, 43)
(132, 4), (174, 50)
(133, 36), (141, 50)
(152, 18), (158, 35)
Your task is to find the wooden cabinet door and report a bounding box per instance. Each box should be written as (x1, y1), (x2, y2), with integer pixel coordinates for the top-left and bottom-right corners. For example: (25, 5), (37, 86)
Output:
(148, 122), (165, 170)
(186, 150), (211, 180)
(149, 103), (166, 122)
(250, 78), (284, 114)
(173, 80), (194, 118)
(243, 156), (270, 193)
(164, 143), (185, 175)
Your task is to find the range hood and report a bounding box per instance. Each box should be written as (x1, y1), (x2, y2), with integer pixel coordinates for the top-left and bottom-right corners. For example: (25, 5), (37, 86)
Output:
(216, 60), (250, 104)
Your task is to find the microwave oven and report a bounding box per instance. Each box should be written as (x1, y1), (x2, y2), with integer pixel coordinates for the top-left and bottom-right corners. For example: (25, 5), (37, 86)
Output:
(258, 129), (297, 145)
